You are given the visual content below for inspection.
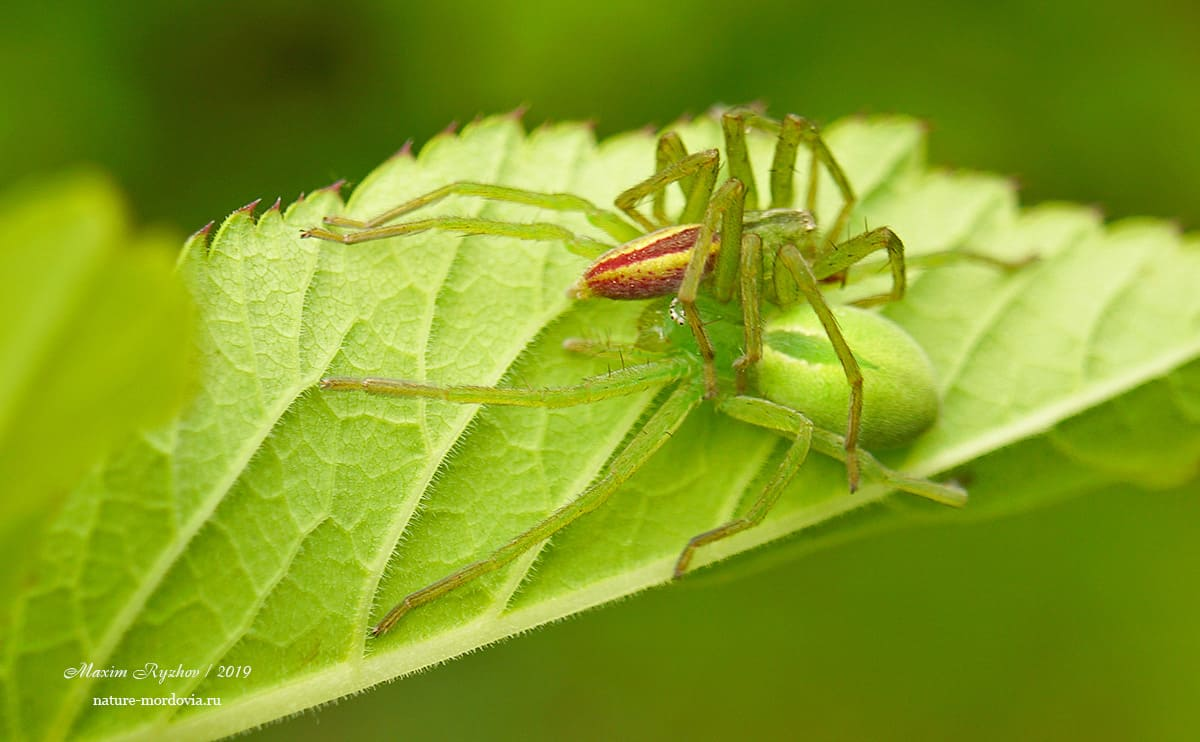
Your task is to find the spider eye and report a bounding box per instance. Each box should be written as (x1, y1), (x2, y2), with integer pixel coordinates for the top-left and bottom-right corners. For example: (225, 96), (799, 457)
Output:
(758, 305), (940, 449)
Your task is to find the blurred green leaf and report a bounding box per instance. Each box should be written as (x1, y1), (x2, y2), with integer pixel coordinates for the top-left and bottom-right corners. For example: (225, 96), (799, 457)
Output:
(2, 115), (1197, 742)
(0, 172), (192, 622)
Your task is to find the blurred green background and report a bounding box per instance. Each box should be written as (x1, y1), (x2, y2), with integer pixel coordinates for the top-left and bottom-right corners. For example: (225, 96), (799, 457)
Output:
(4, 0), (1197, 739)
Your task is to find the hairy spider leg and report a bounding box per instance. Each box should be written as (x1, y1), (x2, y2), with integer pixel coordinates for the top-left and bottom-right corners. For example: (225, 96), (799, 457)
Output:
(649, 111), (807, 241)
(721, 396), (966, 506)
(673, 397), (814, 576)
(733, 234), (764, 394)
(902, 249), (1039, 273)
(367, 380), (704, 636)
(721, 112), (760, 212)
(727, 110), (859, 242)
(653, 131), (695, 227)
(560, 337), (665, 365)
(676, 178), (748, 398)
(322, 182), (641, 244)
(775, 244), (865, 492)
(811, 226), (907, 308)
(672, 395), (966, 576)
(615, 149), (720, 231)
(605, 148), (734, 396)
(320, 357), (691, 406)
(303, 216), (613, 260)
(720, 109), (803, 212)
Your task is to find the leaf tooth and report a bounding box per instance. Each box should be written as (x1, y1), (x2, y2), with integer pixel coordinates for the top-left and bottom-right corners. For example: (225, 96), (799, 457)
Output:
(391, 139), (414, 160)
(234, 197), (262, 217)
(190, 220), (214, 241)
(315, 178), (347, 197)
(503, 103), (530, 122)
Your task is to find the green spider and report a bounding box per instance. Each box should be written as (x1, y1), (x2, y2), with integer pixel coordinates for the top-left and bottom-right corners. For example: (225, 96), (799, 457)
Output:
(303, 110), (967, 637)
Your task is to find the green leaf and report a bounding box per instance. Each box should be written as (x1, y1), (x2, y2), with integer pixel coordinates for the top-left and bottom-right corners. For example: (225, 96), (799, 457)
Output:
(0, 171), (192, 626)
(4, 114), (1198, 741)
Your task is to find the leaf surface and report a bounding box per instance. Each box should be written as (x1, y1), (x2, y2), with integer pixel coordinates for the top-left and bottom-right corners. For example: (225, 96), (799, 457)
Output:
(3, 115), (1197, 741)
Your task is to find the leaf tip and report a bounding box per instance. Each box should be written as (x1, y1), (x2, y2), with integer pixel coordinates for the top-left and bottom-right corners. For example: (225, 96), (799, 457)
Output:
(392, 139), (415, 160)
(181, 220), (214, 259)
(503, 103), (530, 122)
(439, 119), (460, 137)
(191, 220), (214, 240)
(235, 198), (262, 217)
(317, 178), (347, 197)
(267, 196), (282, 213)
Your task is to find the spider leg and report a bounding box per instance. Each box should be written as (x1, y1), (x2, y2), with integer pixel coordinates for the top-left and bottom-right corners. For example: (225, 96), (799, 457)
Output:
(677, 178), (748, 398)
(324, 182), (640, 244)
(732, 234), (763, 394)
(674, 394), (966, 577)
(775, 244), (865, 492)
(370, 379), (704, 636)
(811, 226), (906, 308)
(902, 249), (1038, 273)
(722, 111), (760, 211)
(615, 149), (720, 231)
(653, 131), (694, 225)
(721, 110), (810, 212)
(732, 111), (857, 240)
(720, 396), (966, 507)
(796, 118), (858, 242)
(303, 217), (612, 260)
(673, 396), (813, 577)
(560, 337), (664, 364)
(321, 357), (691, 407)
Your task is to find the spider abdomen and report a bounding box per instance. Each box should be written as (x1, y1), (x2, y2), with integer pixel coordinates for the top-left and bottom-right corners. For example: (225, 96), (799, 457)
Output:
(758, 305), (939, 450)
(571, 224), (718, 300)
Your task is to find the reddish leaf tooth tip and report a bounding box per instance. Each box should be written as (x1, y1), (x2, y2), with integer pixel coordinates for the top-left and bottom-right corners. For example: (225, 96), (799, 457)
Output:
(296, 191), (307, 203)
(191, 220), (214, 239)
(268, 197), (282, 212)
(505, 103), (530, 121)
(393, 139), (414, 159)
(319, 178), (347, 195)
(440, 120), (460, 136)
(236, 198), (262, 216)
